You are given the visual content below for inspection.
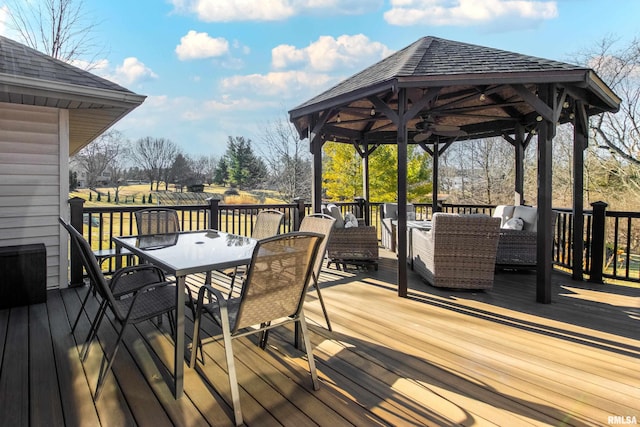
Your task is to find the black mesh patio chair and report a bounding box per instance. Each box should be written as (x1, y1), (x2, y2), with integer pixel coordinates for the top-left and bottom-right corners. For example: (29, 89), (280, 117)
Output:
(134, 208), (181, 235)
(60, 217), (177, 399)
(190, 232), (322, 426)
(59, 218), (167, 335)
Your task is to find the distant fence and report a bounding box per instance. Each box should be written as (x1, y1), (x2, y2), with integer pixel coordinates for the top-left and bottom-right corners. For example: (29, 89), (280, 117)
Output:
(68, 197), (639, 284)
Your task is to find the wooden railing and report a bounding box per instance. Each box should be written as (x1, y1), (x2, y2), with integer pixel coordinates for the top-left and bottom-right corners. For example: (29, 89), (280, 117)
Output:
(68, 197), (639, 284)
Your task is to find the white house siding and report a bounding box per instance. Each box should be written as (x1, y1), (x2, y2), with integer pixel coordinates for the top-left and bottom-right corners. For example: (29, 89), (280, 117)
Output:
(0, 102), (67, 289)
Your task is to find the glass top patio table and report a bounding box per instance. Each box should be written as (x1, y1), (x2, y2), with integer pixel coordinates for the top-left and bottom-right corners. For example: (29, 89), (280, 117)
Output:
(113, 230), (257, 399)
(114, 230), (256, 276)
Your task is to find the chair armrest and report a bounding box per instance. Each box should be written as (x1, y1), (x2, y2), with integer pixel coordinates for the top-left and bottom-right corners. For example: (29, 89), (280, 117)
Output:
(109, 264), (168, 297)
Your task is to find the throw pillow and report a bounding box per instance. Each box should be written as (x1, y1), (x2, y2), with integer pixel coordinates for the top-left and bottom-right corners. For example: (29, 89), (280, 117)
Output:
(344, 212), (359, 228)
(502, 217), (524, 230)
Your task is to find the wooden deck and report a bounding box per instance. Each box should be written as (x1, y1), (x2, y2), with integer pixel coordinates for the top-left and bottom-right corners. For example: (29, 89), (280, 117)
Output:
(1, 250), (638, 426)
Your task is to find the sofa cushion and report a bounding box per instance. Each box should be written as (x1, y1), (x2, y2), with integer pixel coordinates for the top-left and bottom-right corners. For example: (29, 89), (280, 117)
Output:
(502, 217), (524, 230)
(323, 204), (345, 228)
(492, 205), (515, 226)
(513, 205), (537, 232)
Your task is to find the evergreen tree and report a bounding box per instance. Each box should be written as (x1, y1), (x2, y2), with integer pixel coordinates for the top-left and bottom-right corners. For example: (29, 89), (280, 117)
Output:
(223, 136), (267, 189)
(213, 158), (229, 186)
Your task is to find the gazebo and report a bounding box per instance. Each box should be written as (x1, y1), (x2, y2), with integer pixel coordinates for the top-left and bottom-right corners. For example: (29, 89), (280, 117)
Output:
(288, 36), (620, 303)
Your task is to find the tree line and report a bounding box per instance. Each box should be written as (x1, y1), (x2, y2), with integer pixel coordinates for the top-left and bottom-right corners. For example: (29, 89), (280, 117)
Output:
(71, 119), (314, 203)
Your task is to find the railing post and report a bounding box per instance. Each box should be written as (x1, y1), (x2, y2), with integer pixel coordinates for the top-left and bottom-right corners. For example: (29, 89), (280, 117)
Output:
(294, 198), (305, 231)
(588, 201), (608, 284)
(354, 197), (368, 225)
(207, 197), (220, 230)
(68, 196), (85, 287)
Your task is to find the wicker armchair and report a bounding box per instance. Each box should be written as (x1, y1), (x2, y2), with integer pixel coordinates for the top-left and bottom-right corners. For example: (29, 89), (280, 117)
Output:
(412, 213), (501, 289)
(493, 205), (558, 268)
(493, 205), (539, 267)
(322, 204), (379, 270)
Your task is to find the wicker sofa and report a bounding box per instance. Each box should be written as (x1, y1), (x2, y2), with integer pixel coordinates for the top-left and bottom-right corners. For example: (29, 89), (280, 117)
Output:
(322, 204), (379, 270)
(493, 205), (538, 267)
(411, 213), (501, 289)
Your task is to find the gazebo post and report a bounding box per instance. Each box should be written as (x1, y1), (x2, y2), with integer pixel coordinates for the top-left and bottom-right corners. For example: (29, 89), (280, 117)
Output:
(432, 140), (439, 213)
(514, 124), (525, 206)
(309, 117), (323, 213)
(536, 84), (557, 303)
(362, 141), (370, 206)
(397, 89), (409, 297)
(572, 101), (588, 281)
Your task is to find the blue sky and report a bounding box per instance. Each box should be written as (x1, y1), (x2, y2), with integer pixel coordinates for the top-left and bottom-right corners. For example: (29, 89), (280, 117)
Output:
(1, 0), (639, 158)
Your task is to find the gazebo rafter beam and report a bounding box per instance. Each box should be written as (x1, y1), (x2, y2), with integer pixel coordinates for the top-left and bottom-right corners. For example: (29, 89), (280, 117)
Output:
(404, 87), (441, 121)
(512, 84), (554, 122)
(368, 95), (400, 126)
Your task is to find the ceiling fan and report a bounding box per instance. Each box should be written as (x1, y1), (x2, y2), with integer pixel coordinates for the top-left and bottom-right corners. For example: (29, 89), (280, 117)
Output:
(413, 115), (467, 142)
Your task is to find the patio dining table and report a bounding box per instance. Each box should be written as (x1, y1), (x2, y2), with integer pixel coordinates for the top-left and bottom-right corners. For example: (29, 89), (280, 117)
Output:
(113, 230), (257, 398)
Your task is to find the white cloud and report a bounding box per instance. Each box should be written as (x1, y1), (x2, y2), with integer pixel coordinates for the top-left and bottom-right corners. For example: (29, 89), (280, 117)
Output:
(170, 0), (381, 22)
(114, 57), (158, 85)
(171, 0), (295, 22)
(176, 30), (229, 60)
(272, 34), (394, 72)
(220, 70), (333, 98)
(384, 0), (558, 26)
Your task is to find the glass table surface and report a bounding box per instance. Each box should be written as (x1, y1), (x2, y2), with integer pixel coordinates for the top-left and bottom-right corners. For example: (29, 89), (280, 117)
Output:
(113, 230), (256, 276)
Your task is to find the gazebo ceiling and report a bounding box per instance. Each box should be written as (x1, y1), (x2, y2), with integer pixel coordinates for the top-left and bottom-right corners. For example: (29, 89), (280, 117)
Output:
(289, 36), (620, 145)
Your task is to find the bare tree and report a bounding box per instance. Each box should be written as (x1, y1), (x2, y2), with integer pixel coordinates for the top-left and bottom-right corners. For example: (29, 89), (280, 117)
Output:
(130, 137), (179, 191)
(260, 116), (311, 201)
(440, 138), (514, 204)
(572, 35), (640, 203)
(72, 129), (125, 189)
(190, 155), (217, 186)
(5, 0), (104, 67)
(575, 36), (640, 166)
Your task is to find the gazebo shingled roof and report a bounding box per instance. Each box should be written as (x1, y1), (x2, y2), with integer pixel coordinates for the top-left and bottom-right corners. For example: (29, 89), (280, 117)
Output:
(289, 36), (620, 303)
(290, 37), (618, 144)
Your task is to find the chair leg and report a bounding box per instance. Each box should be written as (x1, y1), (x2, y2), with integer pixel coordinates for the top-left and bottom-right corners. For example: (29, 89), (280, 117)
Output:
(190, 304), (204, 368)
(298, 314), (319, 390)
(220, 317), (243, 426)
(94, 322), (127, 400)
(258, 322), (271, 349)
(314, 282), (332, 331)
(72, 283), (94, 333)
(81, 300), (109, 361)
(227, 267), (239, 298)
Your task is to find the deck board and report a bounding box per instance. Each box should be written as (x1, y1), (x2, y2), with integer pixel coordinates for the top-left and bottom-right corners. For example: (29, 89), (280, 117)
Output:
(0, 250), (638, 426)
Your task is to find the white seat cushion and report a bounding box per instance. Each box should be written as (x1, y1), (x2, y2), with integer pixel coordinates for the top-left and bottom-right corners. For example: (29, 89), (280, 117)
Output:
(513, 205), (537, 232)
(493, 205), (515, 227)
